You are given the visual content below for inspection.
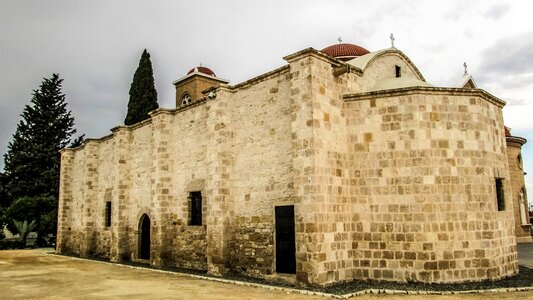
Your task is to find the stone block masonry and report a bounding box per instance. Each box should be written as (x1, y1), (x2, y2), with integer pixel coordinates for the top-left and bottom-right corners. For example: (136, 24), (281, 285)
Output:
(506, 133), (531, 242)
(58, 46), (522, 287)
(343, 89), (517, 284)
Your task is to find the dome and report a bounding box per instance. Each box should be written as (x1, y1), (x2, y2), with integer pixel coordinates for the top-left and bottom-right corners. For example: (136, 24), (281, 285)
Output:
(322, 43), (370, 61)
(187, 66), (216, 77)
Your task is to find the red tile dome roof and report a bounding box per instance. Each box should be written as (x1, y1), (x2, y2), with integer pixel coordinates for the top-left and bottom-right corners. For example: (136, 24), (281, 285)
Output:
(187, 66), (216, 77)
(322, 43), (370, 61)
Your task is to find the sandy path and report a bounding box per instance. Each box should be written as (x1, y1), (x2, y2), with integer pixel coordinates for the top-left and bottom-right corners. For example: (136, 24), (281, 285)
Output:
(0, 249), (532, 300)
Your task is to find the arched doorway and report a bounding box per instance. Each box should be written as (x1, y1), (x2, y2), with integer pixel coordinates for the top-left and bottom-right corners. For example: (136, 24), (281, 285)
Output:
(139, 214), (151, 260)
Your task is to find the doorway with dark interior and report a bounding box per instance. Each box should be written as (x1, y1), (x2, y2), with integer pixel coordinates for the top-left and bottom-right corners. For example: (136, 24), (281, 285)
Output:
(139, 214), (151, 260)
(275, 205), (296, 274)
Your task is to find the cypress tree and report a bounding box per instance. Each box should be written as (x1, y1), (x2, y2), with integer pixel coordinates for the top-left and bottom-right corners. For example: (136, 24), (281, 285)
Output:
(2, 74), (79, 236)
(124, 49), (159, 125)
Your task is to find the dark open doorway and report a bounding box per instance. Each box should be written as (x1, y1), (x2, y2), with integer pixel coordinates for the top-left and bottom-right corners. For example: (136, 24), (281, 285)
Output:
(275, 205), (296, 274)
(139, 214), (151, 260)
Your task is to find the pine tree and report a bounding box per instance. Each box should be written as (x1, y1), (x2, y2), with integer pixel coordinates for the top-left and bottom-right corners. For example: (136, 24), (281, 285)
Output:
(2, 74), (79, 235)
(124, 49), (159, 125)
(0, 172), (7, 227)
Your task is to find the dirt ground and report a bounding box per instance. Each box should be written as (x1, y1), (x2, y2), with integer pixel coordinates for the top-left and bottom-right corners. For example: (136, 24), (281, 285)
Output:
(0, 249), (532, 300)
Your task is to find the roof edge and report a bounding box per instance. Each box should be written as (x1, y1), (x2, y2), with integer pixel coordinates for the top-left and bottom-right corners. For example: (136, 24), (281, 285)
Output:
(172, 72), (229, 85)
(229, 65), (290, 91)
(283, 47), (343, 66)
(343, 86), (506, 108)
(61, 100), (210, 153)
(506, 136), (527, 146)
(348, 48), (427, 82)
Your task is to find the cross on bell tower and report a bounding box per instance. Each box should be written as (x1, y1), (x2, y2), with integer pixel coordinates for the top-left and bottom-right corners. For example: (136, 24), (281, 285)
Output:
(390, 33), (395, 48)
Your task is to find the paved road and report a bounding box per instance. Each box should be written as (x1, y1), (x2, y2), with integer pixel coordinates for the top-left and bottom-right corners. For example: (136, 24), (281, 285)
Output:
(518, 242), (533, 268)
(0, 249), (532, 299)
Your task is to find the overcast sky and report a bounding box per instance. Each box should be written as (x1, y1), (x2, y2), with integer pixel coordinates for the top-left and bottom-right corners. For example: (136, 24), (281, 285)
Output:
(1, 0), (532, 200)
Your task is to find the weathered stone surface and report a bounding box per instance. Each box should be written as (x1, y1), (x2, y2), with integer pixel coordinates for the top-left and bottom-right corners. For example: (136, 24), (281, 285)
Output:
(506, 134), (531, 242)
(58, 47), (523, 287)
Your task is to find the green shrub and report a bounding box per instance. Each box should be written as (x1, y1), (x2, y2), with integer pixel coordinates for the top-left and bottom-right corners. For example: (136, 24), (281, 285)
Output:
(0, 239), (23, 250)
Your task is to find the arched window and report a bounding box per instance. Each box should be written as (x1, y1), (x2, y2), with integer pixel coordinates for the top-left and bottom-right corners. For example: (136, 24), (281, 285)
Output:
(181, 93), (191, 105)
(518, 153), (523, 170)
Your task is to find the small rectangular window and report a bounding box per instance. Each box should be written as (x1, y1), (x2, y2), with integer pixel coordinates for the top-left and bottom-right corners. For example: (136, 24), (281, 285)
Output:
(495, 178), (505, 211)
(189, 192), (202, 226)
(395, 65), (401, 78)
(105, 201), (112, 227)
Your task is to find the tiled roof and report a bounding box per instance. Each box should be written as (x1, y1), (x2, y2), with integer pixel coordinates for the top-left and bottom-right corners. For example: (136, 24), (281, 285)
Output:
(187, 66), (216, 76)
(322, 43), (370, 61)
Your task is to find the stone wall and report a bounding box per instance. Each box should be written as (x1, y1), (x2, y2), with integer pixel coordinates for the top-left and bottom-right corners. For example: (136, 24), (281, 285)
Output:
(228, 68), (293, 276)
(506, 137), (531, 242)
(283, 49), (433, 285)
(284, 51), (355, 285)
(343, 89), (517, 283)
(58, 47), (521, 287)
(58, 103), (211, 269)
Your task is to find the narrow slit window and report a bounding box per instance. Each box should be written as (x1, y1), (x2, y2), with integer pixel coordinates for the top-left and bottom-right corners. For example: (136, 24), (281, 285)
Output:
(495, 178), (505, 211)
(105, 201), (112, 227)
(189, 191), (202, 226)
(520, 188), (529, 225)
(395, 65), (401, 78)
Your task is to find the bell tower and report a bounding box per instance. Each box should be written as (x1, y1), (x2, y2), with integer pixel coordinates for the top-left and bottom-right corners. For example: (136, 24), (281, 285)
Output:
(173, 66), (229, 107)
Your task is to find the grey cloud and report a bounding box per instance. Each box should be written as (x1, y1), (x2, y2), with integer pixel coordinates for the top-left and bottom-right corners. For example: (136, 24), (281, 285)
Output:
(478, 73), (533, 90)
(1, 0), (533, 171)
(504, 98), (530, 106)
(479, 32), (533, 77)
(443, 1), (475, 21)
(484, 4), (511, 20)
(443, 1), (510, 22)
(476, 31), (533, 91)
(474, 73), (533, 90)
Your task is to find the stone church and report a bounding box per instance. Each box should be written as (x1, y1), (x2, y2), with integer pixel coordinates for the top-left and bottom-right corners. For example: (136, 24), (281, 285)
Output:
(57, 39), (530, 286)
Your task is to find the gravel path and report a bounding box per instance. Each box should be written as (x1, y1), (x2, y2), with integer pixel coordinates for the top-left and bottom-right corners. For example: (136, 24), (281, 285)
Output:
(59, 252), (533, 296)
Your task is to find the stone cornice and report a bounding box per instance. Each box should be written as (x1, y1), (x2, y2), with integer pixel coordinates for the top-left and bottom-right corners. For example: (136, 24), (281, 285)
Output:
(61, 99), (209, 152)
(506, 136), (527, 146)
(283, 47), (343, 66)
(172, 72), (229, 86)
(343, 86), (506, 108)
(229, 65), (290, 91)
